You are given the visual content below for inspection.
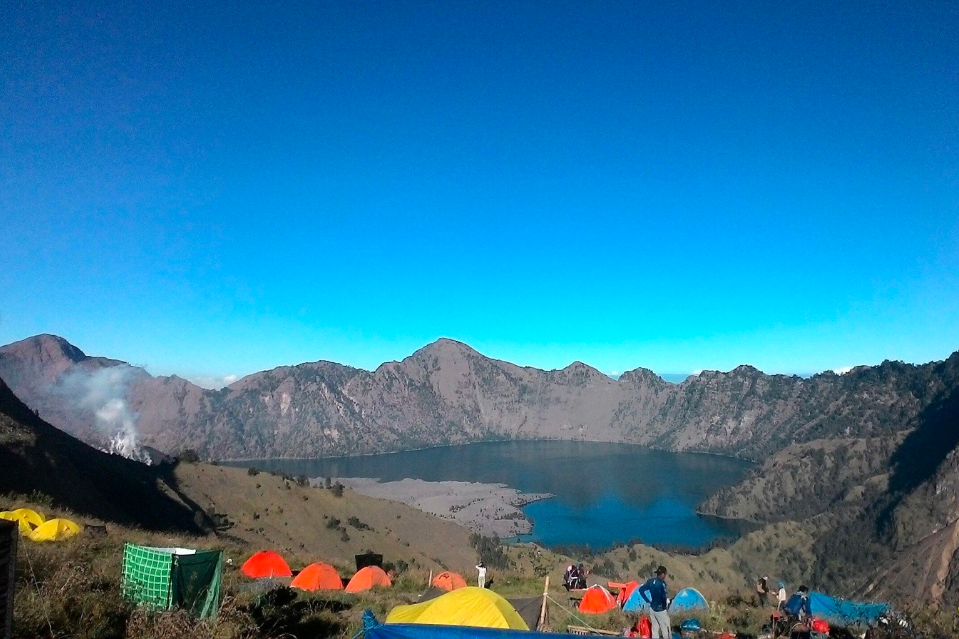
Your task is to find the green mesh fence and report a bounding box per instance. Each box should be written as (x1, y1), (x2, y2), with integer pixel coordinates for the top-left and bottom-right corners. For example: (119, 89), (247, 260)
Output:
(122, 544), (223, 619)
(123, 544), (174, 610)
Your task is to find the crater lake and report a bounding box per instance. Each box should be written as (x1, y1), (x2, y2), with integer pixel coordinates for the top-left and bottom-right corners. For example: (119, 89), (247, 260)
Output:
(235, 440), (753, 550)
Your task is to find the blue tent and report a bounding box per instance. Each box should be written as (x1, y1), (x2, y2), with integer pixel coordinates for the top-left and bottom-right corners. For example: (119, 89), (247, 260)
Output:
(622, 586), (651, 612)
(809, 592), (889, 628)
(670, 588), (708, 613)
(623, 586), (708, 613)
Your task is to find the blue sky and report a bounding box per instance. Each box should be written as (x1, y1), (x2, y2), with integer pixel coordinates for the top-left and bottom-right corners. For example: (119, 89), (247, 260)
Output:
(2, 1), (957, 386)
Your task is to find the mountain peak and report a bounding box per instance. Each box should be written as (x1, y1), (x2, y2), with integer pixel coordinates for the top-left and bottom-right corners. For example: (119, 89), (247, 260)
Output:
(412, 337), (481, 359)
(619, 366), (666, 386)
(0, 334), (87, 365)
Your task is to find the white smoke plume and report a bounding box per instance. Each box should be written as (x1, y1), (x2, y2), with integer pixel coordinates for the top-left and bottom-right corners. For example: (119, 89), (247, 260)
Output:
(57, 365), (151, 464)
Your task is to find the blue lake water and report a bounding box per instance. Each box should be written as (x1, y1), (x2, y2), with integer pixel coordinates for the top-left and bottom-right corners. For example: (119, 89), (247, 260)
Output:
(236, 440), (753, 551)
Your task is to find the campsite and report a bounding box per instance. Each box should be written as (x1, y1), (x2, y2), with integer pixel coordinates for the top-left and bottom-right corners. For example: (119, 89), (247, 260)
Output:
(2, 493), (944, 639)
(2, 364), (959, 638)
(4, 0), (959, 634)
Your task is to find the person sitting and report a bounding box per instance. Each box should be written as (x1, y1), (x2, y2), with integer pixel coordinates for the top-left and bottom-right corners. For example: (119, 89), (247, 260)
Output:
(563, 564), (579, 591)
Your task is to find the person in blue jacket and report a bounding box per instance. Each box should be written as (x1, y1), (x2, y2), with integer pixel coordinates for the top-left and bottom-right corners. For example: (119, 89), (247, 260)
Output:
(783, 585), (812, 621)
(636, 565), (670, 638)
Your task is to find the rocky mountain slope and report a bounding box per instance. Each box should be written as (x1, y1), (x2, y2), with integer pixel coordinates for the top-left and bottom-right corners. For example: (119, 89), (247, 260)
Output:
(6, 333), (959, 605)
(0, 375), (207, 532)
(0, 374), (479, 572)
(2, 334), (956, 463)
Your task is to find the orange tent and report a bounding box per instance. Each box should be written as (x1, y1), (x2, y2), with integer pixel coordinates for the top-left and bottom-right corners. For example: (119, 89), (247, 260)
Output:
(578, 585), (617, 614)
(291, 562), (344, 591)
(345, 565), (391, 593)
(241, 551), (292, 578)
(610, 580), (639, 607)
(432, 571), (467, 591)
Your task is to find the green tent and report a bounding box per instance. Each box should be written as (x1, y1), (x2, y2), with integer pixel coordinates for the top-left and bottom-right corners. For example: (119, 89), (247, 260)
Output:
(122, 543), (223, 619)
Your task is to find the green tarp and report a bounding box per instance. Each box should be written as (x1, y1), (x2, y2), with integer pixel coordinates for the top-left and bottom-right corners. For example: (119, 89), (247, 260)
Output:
(122, 543), (223, 619)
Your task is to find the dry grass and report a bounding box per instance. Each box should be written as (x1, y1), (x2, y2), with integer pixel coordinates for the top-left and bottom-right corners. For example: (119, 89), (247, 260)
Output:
(8, 482), (951, 639)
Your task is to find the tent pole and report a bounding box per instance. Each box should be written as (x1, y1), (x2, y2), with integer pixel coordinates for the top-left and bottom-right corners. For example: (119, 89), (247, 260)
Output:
(537, 575), (550, 630)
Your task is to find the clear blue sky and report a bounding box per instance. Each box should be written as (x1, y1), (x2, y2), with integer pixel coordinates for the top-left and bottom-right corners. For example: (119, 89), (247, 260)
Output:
(2, 1), (957, 386)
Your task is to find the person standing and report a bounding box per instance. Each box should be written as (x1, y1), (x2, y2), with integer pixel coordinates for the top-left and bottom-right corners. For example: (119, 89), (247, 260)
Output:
(636, 565), (670, 639)
(777, 582), (787, 610)
(756, 575), (770, 607)
(475, 562), (487, 588)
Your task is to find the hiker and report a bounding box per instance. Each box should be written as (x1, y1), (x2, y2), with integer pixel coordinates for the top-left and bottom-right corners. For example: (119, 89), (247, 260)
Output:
(783, 585), (811, 621)
(573, 563), (587, 589)
(777, 582), (787, 610)
(636, 565), (670, 639)
(475, 562), (487, 588)
(563, 563), (587, 590)
(757, 575), (770, 607)
(780, 585), (812, 636)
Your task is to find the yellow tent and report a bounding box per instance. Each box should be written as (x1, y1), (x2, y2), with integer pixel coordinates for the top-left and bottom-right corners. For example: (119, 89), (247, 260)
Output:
(386, 587), (529, 630)
(29, 518), (81, 542)
(0, 508), (46, 536)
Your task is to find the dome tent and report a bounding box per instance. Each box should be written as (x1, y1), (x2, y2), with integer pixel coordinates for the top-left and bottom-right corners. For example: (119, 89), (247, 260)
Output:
(624, 584), (708, 613)
(610, 580), (639, 607)
(578, 585), (617, 614)
(291, 562), (343, 591)
(0, 508), (45, 536)
(346, 565), (392, 593)
(241, 551), (292, 578)
(387, 587), (528, 630)
(670, 587), (709, 612)
(29, 518), (80, 542)
(432, 571), (468, 591)
(622, 585), (651, 612)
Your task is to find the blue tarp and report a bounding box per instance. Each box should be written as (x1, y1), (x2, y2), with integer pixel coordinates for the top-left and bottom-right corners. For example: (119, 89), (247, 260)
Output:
(362, 610), (570, 639)
(809, 591), (889, 628)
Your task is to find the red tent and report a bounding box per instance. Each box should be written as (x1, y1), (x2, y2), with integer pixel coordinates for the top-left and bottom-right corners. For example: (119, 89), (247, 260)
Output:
(611, 581), (639, 607)
(432, 571), (468, 591)
(345, 565), (392, 593)
(578, 585), (617, 614)
(291, 562), (343, 591)
(241, 551), (292, 578)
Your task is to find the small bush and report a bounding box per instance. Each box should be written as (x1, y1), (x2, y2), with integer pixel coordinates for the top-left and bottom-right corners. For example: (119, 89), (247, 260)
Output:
(347, 516), (371, 531)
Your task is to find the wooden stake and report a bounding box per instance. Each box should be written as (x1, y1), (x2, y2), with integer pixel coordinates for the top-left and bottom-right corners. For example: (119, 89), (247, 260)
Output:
(537, 576), (550, 630)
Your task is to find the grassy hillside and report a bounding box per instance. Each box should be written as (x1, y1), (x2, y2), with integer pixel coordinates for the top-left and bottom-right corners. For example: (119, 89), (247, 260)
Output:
(170, 461), (478, 572)
(0, 376), (207, 533)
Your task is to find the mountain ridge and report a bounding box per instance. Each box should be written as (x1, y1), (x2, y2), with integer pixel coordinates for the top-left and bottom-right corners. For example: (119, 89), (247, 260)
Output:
(1, 333), (956, 463)
(5, 334), (959, 604)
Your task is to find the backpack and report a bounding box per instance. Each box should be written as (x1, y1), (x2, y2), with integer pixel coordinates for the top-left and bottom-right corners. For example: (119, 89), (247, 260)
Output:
(784, 594), (806, 617)
(638, 616), (651, 638)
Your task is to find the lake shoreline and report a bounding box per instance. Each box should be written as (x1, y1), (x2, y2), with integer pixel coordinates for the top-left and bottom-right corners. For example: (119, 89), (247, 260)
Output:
(313, 476), (555, 538)
(217, 437), (759, 464)
(242, 440), (753, 549)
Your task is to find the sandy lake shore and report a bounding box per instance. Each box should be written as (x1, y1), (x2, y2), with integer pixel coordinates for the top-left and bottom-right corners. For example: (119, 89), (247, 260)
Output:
(311, 477), (553, 538)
